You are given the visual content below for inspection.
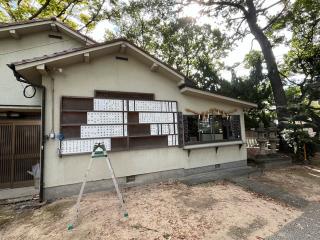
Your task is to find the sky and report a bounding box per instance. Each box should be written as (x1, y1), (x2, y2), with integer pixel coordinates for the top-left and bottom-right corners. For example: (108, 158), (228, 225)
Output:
(87, 1), (290, 81)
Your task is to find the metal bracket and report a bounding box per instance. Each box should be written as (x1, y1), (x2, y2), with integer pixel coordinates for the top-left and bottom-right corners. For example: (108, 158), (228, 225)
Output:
(187, 149), (191, 157)
(215, 147), (219, 154)
(238, 143), (243, 150)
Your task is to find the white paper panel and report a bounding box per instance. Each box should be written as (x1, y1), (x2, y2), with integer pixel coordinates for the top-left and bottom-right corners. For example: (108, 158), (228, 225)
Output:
(167, 135), (173, 146)
(94, 99), (123, 111)
(166, 135), (179, 146)
(175, 124), (178, 134)
(174, 113), (178, 122)
(150, 124), (158, 135)
(61, 138), (111, 154)
(124, 125), (127, 136)
(134, 100), (162, 112)
(169, 124), (175, 134)
(124, 112), (128, 123)
(123, 100), (127, 111)
(129, 100), (134, 111)
(126, 100), (178, 112)
(161, 102), (166, 112)
(172, 102), (177, 112)
(162, 124), (169, 135)
(81, 125), (124, 138)
(139, 113), (174, 123)
(87, 112), (124, 124)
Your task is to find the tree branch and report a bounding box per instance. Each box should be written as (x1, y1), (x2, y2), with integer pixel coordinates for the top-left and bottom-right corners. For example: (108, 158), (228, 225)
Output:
(261, 2), (289, 31)
(257, 0), (283, 13)
(78, 0), (106, 31)
(4, 2), (18, 21)
(192, 0), (248, 16)
(28, 0), (51, 20)
(56, 0), (80, 18)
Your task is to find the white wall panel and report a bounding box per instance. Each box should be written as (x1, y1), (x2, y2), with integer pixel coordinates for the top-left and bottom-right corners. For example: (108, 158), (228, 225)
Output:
(87, 112), (124, 124)
(81, 125), (124, 138)
(139, 112), (174, 123)
(94, 99), (124, 111)
(61, 138), (111, 154)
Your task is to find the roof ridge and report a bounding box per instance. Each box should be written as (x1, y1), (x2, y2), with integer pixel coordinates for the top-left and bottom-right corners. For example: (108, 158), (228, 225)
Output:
(0, 17), (97, 44)
(9, 38), (187, 81)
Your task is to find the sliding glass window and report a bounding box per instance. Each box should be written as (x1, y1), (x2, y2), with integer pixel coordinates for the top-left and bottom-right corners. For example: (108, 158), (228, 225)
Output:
(183, 115), (241, 145)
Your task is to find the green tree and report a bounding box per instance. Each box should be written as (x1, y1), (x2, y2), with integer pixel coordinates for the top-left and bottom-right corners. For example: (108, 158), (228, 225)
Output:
(280, 0), (320, 160)
(179, 0), (291, 122)
(107, 1), (230, 91)
(219, 50), (274, 129)
(0, 0), (117, 31)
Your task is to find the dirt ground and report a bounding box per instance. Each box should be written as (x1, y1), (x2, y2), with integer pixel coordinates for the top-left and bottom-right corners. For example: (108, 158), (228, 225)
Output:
(0, 180), (301, 240)
(254, 165), (320, 202)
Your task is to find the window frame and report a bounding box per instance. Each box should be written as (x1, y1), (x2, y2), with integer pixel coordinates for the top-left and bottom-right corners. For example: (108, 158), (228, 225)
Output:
(183, 114), (242, 146)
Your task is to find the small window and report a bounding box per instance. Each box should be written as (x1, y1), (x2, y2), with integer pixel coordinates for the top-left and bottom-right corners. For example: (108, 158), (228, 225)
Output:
(115, 56), (128, 61)
(48, 34), (63, 39)
(126, 175), (136, 183)
(183, 114), (241, 145)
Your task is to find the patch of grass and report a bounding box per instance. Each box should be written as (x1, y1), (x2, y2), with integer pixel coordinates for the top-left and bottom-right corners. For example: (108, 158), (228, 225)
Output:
(131, 223), (159, 232)
(44, 200), (74, 218)
(0, 215), (14, 228)
(227, 217), (267, 240)
(163, 232), (171, 239)
(0, 207), (15, 228)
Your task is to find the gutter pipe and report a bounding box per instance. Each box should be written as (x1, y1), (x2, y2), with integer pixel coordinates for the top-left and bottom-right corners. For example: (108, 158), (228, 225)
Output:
(7, 64), (46, 202)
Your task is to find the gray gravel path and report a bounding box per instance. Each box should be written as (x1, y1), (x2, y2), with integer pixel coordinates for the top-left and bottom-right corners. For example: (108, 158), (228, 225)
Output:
(267, 202), (320, 240)
(229, 176), (320, 240)
(228, 176), (309, 209)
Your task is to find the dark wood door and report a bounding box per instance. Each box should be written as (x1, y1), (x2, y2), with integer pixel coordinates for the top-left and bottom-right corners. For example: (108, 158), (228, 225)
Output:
(0, 121), (40, 188)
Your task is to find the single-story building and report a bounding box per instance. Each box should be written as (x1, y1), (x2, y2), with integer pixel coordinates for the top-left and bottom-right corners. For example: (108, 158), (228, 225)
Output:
(8, 38), (257, 200)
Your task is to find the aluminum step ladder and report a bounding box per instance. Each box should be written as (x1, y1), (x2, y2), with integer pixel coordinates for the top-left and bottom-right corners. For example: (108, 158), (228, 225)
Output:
(68, 143), (128, 230)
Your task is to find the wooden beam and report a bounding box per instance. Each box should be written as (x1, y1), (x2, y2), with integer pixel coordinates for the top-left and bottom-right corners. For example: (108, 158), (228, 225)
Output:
(9, 29), (20, 39)
(119, 44), (127, 54)
(150, 63), (159, 72)
(83, 53), (90, 63)
(50, 23), (58, 32)
(36, 64), (48, 75)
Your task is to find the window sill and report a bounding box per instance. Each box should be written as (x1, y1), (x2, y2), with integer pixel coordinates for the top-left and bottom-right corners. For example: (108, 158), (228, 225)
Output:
(183, 140), (244, 150)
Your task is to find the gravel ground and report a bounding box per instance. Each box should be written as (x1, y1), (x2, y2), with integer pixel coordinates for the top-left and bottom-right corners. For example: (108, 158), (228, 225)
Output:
(0, 181), (301, 240)
(254, 166), (320, 202)
(231, 165), (320, 240)
(268, 202), (320, 240)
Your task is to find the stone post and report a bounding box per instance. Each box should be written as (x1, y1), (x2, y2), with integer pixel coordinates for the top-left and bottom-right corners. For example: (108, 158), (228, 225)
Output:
(256, 122), (268, 154)
(268, 123), (279, 154)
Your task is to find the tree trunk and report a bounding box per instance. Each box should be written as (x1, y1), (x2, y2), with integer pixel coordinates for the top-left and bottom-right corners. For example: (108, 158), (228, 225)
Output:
(245, 0), (287, 121)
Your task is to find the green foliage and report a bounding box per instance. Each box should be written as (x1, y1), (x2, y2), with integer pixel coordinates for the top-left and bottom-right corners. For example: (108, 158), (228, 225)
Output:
(219, 50), (274, 129)
(0, 0), (117, 31)
(107, 0), (230, 91)
(280, 0), (320, 159)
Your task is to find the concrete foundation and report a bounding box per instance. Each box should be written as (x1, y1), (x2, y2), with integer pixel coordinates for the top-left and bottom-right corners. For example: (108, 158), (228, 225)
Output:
(44, 160), (247, 200)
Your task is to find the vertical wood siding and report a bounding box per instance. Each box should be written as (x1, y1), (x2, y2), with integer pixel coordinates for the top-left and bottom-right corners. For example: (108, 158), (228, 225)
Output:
(0, 121), (40, 188)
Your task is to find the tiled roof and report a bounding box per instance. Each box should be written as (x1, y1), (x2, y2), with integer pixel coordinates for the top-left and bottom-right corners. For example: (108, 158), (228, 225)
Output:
(8, 37), (256, 108)
(0, 18), (52, 27)
(10, 38), (186, 80)
(0, 17), (96, 44)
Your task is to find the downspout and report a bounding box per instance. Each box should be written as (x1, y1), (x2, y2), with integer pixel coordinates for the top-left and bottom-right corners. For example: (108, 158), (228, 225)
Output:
(8, 64), (46, 202)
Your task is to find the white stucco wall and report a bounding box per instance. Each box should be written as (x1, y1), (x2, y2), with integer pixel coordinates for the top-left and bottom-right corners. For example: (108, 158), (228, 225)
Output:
(41, 52), (248, 189)
(0, 30), (83, 107)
